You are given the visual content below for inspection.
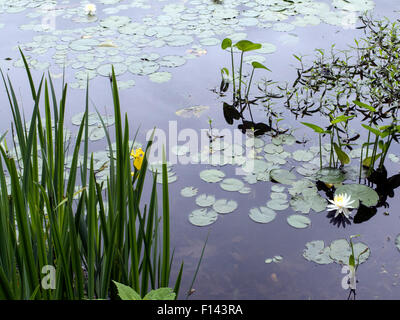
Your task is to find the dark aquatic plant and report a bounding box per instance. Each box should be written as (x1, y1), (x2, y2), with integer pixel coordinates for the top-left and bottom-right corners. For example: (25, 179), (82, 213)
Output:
(259, 14), (400, 175)
(220, 38), (275, 136)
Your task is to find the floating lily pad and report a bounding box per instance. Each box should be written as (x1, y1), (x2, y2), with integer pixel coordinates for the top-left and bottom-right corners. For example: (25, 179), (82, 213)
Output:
(149, 71), (172, 83)
(195, 194), (216, 207)
(334, 184), (379, 208)
(220, 178), (244, 192)
(270, 169), (296, 185)
(213, 199), (238, 214)
(267, 198), (289, 211)
(303, 240), (333, 265)
(329, 239), (370, 265)
(200, 169), (225, 183)
(189, 208), (218, 227)
(249, 206), (276, 224)
(180, 186), (198, 198)
(292, 149), (314, 162)
(287, 215), (311, 229)
(314, 168), (345, 184)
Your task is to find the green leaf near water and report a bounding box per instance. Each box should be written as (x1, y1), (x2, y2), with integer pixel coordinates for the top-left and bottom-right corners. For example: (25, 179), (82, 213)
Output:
(251, 61), (270, 70)
(113, 281), (142, 300)
(143, 288), (176, 300)
(221, 38), (232, 50)
(333, 143), (350, 165)
(301, 122), (326, 134)
(234, 40), (262, 52)
(353, 100), (376, 112)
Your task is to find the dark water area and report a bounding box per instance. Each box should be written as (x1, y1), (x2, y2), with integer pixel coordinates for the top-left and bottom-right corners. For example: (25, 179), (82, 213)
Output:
(0, 0), (400, 300)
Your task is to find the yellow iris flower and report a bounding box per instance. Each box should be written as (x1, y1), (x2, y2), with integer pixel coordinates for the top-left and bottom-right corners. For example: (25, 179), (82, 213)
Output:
(131, 148), (145, 171)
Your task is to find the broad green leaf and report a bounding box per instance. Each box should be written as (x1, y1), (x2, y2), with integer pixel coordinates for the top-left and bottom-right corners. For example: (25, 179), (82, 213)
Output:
(234, 40), (262, 52)
(143, 288), (176, 300)
(251, 61), (270, 70)
(333, 143), (350, 165)
(221, 38), (232, 50)
(113, 281), (142, 300)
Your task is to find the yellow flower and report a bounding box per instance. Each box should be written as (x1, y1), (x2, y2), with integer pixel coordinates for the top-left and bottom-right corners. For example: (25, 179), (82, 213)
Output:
(84, 4), (97, 16)
(131, 148), (145, 170)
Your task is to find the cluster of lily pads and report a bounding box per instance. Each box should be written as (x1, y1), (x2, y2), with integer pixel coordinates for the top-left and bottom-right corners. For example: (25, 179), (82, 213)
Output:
(303, 237), (369, 266)
(7, 0), (375, 88)
(176, 127), (380, 228)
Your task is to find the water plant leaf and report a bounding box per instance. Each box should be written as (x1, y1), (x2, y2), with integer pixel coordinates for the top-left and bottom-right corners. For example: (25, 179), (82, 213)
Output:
(362, 153), (382, 167)
(267, 198), (289, 211)
(143, 288), (176, 300)
(175, 105), (209, 118)
(180, 187), (198, 198)
(195, 194), (216, 207)
(303, 240), (333, 265)
(314, 167), (345, 184)
(331, 115), (355, 125)
(221, 38), (232, 50)
(251, 61), (270, 71)
(113, 281), (141, 300)
(334, 184), (379, 208)
(199, 169), (225, 183)
(301, 122), (327, 134)
(220, 178), (244, 192)
(189, 208), (218, 227)
(333, 143), (350, 165)
(270, 169), (296, 185)
(249, 206), (276, 224)
(353, 100), (376, 112)
(212, 199), (238, 214)
(287, 215), (311, 229)
(234, 40), (262, 52)
(361, 124), (381, 137)
(292, 149), (314, 162)
(329, 239), (370, 265)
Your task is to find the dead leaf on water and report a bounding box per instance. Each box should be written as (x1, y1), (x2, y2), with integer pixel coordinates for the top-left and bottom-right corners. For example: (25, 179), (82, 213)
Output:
(175, 105), (209, 118)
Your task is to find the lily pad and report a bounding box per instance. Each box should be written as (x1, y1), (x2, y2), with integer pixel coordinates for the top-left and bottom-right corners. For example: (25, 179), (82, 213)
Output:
(200, 169), (225, 183)
(270, 169), (296, 185)
(249, 206), (276, 224)
(195, 194), (216, 207)
(220, 178), (244, 192)
(334, 184), (379, 208)
(180, 186), (198, 198)
(314, 167), (345, 184)
(213, 199), (238, 214)
(267, 198), (289, 211)
(287, 215), (311, 229)
(329, 239), (370, 265)
(303, 240), (333, 265)
(189, 208), (218, 227)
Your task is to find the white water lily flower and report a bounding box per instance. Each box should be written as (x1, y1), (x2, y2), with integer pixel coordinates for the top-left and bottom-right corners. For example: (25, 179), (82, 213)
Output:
(84, 3), (97, 16)
(327, 193), (355, 218)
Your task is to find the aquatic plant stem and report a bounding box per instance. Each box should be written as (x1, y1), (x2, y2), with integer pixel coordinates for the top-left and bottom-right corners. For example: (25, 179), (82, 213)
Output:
(230, 47), (236, 101)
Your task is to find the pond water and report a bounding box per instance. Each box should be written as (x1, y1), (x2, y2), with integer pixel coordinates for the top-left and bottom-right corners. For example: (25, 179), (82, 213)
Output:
(1, 0), (400, 300)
